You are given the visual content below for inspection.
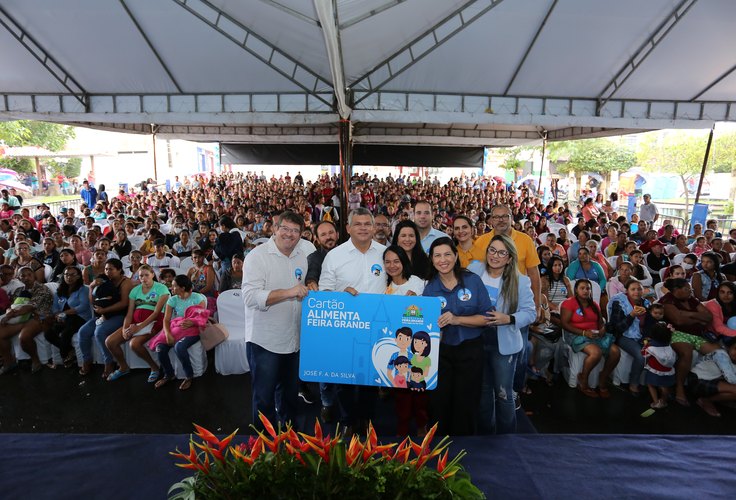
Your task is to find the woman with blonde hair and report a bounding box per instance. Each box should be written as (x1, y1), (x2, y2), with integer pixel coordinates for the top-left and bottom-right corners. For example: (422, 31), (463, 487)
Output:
(470, 233), (536, 434)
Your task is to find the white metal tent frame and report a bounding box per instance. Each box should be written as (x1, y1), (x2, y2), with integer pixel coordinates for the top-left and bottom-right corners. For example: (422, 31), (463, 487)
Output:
(0, 0), (735, 147)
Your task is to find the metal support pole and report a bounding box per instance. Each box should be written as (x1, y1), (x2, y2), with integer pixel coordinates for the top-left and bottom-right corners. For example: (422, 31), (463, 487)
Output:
(338, 119), (352, 240)
(694, 124), (715, 205)
(151, 125), (158, 181)
(537, 133), (547, 198)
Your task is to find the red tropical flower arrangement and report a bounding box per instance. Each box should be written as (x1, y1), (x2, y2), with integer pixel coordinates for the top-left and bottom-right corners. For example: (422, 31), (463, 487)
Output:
(169, 413), (484, 499)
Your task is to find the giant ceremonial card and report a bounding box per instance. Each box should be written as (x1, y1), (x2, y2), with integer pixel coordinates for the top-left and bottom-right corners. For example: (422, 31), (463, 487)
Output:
(300, 292), (441, 390)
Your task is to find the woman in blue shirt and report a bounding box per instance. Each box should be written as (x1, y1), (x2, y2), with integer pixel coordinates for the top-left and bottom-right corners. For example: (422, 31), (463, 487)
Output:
(566, 247), (607, 292)
(44, 266), (92, 367)
(423, 237), (493, 435)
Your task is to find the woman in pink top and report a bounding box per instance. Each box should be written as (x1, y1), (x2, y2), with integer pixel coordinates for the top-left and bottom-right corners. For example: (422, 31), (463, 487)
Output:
(581, 198), (599, 223)
(703, 282), (736, 339)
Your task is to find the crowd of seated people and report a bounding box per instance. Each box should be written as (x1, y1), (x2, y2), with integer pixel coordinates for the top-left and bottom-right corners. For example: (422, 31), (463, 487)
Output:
(0, 170), (735, 425)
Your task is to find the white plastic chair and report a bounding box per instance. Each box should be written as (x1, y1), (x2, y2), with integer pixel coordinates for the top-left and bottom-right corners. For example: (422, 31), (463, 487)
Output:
(43, 264), (53, 283)
(658, 268), (667, 282)
(606, 255), (619, 269)
(128, 236), (144, 250)
(654, 282), (665, 299)
(214, 289), (249, 375)
(177, 257), (194, 276)
(672, 254), (686, 265)
(561, 332), (604, 389)
(120, 255), (131, 269)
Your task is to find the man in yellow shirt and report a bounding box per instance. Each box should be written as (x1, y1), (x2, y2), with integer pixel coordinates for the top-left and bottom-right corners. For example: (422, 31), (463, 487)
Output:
(471, 205), (542, 314)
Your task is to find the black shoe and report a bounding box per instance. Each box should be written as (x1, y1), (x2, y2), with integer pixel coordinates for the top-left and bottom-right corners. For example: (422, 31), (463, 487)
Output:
(320, 405), (333, 423)
(298, 387), (315, 405)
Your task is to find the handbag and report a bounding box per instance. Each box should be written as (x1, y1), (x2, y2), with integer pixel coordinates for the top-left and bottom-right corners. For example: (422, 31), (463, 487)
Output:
(200, 322), (229, 350)
(538, 323), (562, 343)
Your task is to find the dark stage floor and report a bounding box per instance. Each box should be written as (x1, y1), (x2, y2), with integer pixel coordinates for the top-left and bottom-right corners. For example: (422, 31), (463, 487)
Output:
(1, 355), (734, 436)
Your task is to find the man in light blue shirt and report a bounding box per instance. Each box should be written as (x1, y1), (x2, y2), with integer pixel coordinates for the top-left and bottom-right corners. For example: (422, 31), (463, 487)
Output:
(414, 200), (448, 253)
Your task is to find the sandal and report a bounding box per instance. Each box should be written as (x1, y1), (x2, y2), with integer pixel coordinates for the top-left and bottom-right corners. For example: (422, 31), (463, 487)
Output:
(675, 396), (691, 408)
(106, 369), (130, 382)
(79, 364), (92, 376)
(155, 376), (174, 389)
(598, 387), (611, 399)
(147, 371), (159, 383)
(63, 353), (77, 369)
(179, 378), (192, 391)
(578, 386), (599, 398)
(0, 362), (19, 375)
(697, 398), (721, 417)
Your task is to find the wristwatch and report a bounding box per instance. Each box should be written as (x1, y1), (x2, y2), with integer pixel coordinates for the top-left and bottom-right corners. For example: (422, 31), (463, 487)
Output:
(508, 315), (515, 325)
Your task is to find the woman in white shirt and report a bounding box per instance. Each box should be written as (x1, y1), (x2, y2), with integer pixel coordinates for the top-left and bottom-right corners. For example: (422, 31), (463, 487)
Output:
(383, 245), (425, 296)
(383, 244), (426, 437)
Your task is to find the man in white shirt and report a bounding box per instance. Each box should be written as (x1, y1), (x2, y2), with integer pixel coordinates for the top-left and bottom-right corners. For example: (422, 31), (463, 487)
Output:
(319, 207), (386, 434)
(242, 211), (311, 429)
(639, 194), (659, 225)
(414, 201), (448, 253)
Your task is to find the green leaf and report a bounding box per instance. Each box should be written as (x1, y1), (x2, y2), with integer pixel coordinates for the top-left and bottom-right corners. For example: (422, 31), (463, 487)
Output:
(167, 476), (196, 500)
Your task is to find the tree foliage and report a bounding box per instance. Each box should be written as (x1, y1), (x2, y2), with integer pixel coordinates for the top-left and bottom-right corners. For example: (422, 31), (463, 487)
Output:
(710, 131), (736, 174)
(0, 120), (75, 151)
(0, 120), (75, 174)
(636, 131), (707, 178)
(551, 138), (636, 174)
(47, 158), (82, 179)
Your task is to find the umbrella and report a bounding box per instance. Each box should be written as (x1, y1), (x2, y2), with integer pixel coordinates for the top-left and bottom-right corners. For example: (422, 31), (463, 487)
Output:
(0, 179), (32, 193)
(0, 168), (19, 177)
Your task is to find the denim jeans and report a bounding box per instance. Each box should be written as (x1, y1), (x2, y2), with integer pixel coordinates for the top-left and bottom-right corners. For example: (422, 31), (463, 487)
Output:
(77, 315), (125, 364)
(617, 336), (645, 387)
(218, 258), (232, 283)
(479, 329), (518, 434)
(156, 335), (200, 379)
(246, 342), (299, 430)
(513, 326), (530, 392)
(320, 383), (336, 407)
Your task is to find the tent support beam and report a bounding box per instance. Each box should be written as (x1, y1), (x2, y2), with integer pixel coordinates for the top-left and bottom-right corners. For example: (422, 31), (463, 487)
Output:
(690, 63), (736, 101)
(171, 0), (333, 107)
(314, 0), (351, 118)
(0, 5), (88, 110)
(694, 124), (714, 205)
(353, 0), (507, 105)
(504, 0), (558, 95)
(597, 0), (699, 114)
(257, 0), (321, 27)
(339, 0), (409, 29)
(119, 0), (183, 93)
(338, 119), (352, 238)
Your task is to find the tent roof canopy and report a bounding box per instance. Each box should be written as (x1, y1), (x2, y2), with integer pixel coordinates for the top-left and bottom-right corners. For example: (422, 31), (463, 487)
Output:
(1, 0), (734, 147)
